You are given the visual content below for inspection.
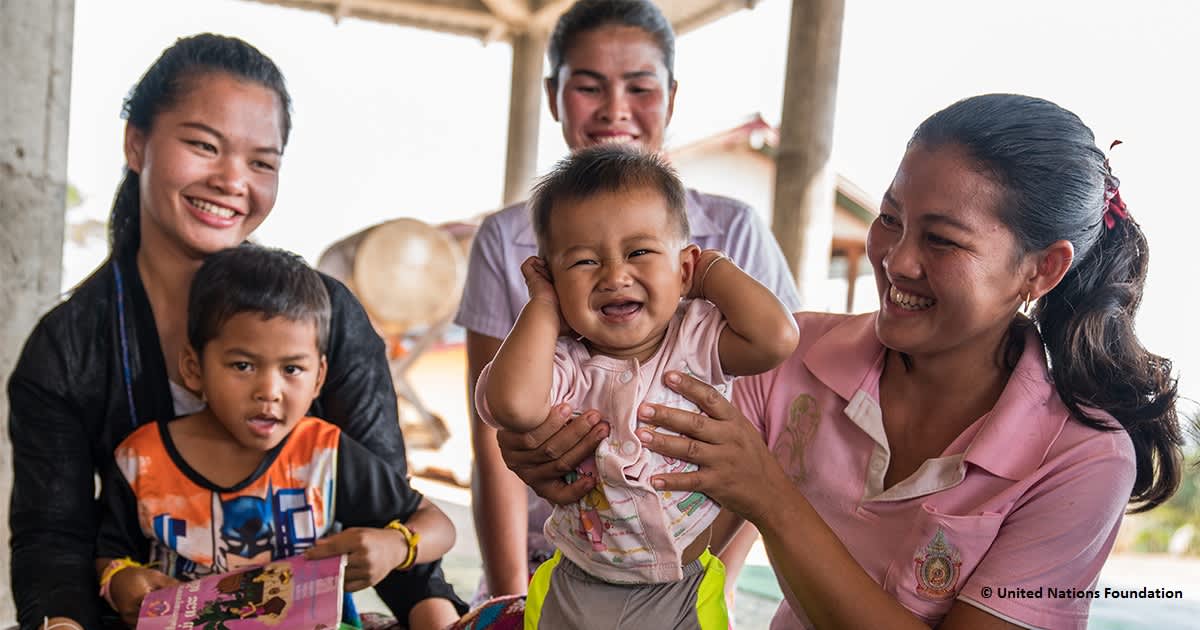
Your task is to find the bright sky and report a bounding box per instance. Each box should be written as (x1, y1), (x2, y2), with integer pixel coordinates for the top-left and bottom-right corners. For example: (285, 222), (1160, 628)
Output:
(64, 0), (1199, 411)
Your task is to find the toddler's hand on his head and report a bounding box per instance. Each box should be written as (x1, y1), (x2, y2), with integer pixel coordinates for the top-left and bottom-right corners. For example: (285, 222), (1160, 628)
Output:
(521, 256), (574, 336)
(521, 256), (558, 306)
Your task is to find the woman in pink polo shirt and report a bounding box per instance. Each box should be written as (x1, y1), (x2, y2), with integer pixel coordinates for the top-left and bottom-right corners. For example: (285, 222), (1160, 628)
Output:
(499, 94), (1185, 629)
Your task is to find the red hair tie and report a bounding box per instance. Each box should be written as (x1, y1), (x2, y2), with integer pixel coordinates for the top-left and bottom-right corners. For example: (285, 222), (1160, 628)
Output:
(1103, 140), (1129, 230)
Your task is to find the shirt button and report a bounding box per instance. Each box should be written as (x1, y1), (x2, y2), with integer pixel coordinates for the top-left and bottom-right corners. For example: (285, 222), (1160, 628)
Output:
(621, 441), (638, 456)
(619, 370), (633, 384)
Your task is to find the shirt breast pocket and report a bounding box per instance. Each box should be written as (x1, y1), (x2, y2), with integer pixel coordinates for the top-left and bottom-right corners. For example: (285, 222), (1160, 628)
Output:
(883, 503), (1004, 623)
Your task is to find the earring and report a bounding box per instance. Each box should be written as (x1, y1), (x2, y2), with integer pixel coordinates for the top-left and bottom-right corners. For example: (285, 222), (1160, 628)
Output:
(1021, 292), (1032, 315)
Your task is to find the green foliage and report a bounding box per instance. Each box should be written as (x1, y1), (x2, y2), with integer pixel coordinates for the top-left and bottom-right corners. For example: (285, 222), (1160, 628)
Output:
(66, 182), (82, 209)
(1129, 438), (1200, 554)
(1131, 525), (1171, 553)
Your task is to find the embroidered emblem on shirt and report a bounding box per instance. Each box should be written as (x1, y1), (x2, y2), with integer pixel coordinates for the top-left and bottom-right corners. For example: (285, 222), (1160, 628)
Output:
(775, 394), (820, 483)
(913, 528), (962, 600)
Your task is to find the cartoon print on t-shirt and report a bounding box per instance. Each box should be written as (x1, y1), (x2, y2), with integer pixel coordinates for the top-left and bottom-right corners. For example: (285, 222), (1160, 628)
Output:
(217, 485), (320, 571)
(220, 495), (275, 570)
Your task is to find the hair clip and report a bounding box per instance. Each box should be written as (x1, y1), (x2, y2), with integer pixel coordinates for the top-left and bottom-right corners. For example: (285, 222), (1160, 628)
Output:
(1103, 140), (1129, 230)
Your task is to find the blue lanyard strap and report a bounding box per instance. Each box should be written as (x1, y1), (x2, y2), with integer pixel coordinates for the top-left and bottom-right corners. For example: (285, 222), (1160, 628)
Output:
(111, 260), (140, 429)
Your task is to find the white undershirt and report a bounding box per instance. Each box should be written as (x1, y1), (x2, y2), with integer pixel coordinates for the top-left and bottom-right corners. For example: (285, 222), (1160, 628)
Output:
(168, 379), (205, 417)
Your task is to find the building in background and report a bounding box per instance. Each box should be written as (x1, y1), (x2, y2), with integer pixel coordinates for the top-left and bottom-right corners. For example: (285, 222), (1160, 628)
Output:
(669, 113), (879, 313)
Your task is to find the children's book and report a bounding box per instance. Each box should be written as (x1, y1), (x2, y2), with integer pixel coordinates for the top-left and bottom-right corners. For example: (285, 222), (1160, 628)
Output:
(136, 554), (346, 630)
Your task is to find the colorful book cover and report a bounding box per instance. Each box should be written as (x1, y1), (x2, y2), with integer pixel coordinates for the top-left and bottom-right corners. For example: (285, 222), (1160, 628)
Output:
(137, 554), (345, 630)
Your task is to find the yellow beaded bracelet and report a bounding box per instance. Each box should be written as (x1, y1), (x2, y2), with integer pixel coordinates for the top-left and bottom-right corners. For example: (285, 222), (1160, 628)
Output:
(385, 519), (420, 571)
(98, 556), (149, 608)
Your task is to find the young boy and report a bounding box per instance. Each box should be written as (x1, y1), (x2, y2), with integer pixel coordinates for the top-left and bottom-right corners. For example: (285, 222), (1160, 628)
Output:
(476, 146), (800, 628)
(94, 245), (463, 629)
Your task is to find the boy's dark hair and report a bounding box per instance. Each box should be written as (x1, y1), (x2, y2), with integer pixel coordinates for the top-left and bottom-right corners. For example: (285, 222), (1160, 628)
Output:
(529, 145), (688, 253)
(187, 245), (331, 355)
(547, 0), (676, 85)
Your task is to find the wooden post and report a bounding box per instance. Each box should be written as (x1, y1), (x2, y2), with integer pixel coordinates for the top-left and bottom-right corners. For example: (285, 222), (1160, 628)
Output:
(502, 27), (549, 205)
(771, 0), (845, 308)
(845, 247), (862, 313)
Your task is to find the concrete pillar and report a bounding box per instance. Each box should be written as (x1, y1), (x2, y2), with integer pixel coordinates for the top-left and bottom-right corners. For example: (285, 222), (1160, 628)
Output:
(771, 0), (844, 308)
(1, 0), (75, 619)
(845, 247), (861, 313)
(502, 27), (548, 206)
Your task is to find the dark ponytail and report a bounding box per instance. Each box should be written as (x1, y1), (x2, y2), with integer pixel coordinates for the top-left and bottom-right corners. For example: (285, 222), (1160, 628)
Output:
(109, 171), (142, 259)
(1038, 209), (1180, 511)
(912, 94), (1182, 512)
(109, 33), (292, 257)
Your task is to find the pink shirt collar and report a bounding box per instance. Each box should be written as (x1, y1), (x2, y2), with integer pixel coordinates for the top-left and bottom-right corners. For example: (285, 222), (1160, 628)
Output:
(802, 313), (1072, 482)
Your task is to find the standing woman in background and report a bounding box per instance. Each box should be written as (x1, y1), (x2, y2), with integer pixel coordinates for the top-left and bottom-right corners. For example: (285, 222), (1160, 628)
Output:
(454, 0), (802, 605)
(8, 34), (464, 629)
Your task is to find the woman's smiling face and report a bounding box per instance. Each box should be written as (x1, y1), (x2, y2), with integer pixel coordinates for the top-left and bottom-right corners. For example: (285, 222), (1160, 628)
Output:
(126, 71), (284, 260)
(868, 143), (1035, 362)
(547, 24), (676, 154)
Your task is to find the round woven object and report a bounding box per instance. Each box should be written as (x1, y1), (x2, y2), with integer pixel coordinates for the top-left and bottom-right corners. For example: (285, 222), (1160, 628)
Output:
(352, 218), (466, 335)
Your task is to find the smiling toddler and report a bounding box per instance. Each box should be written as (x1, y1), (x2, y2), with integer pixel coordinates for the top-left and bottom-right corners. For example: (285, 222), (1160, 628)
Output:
(475, 145), (799, 628)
